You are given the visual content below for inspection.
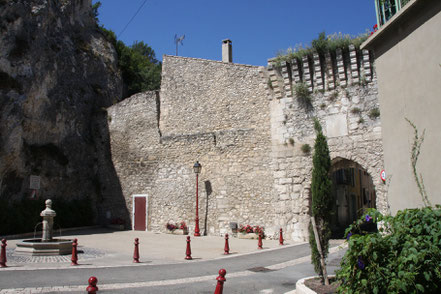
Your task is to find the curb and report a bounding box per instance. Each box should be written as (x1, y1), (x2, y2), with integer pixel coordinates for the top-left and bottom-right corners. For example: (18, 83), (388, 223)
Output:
(295, 275), (336, 294)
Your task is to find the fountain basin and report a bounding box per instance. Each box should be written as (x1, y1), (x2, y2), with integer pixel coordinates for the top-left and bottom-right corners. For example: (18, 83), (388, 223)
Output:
(15, 239), (73, 256)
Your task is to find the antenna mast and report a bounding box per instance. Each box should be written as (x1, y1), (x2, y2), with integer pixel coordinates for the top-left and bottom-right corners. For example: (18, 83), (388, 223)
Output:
(174, 34), (185, 56)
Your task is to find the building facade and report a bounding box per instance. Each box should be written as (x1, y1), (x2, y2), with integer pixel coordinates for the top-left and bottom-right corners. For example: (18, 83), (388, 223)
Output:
(362, 0), (441, 213)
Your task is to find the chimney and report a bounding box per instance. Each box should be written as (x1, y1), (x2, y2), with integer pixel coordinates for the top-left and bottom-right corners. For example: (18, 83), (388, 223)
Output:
(222, 39), (232, 63)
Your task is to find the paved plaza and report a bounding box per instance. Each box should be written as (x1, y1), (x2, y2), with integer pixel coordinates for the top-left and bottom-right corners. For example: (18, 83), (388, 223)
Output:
(0, 227), (346, 293)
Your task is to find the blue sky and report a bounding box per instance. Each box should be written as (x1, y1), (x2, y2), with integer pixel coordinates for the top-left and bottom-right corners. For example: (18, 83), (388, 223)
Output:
(93, 0), (377, 66)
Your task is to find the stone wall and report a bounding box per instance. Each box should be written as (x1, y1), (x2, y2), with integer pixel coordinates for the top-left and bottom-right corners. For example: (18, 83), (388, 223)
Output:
(108, 47), (386, 241)
(108, 56), (276, 236)
(263, 45), (386, 240)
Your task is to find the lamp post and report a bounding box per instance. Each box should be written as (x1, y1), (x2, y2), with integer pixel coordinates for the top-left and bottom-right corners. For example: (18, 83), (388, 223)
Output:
(193, 161), (202, 237)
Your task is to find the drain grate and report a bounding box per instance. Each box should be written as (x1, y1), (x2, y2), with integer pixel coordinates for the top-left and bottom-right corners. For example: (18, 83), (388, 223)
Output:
(248, 266), (273, 272)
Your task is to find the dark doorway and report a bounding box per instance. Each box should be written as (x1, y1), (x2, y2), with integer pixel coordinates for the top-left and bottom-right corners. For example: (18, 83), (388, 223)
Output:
(330, 158), (376, 238)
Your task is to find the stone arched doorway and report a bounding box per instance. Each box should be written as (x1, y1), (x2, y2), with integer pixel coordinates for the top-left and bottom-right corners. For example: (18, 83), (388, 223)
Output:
(330, 158), (376, 238)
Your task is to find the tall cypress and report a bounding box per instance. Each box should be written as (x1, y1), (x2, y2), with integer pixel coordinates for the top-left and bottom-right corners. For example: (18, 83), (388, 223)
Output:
(309, 119), (333, 279)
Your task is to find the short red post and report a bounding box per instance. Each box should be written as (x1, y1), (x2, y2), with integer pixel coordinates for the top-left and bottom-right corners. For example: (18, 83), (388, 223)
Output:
(86, 276), (98, 294)
(258, 233), (263, 249)
(71, 238), (78, 266)
(224, 234), (230, 255)
(279, 228), (284, 245)
(133, 238), (140, 263)
(214, 269), (227, 294)
(185, 236), (192, 260)
(0, 239), (7, 268)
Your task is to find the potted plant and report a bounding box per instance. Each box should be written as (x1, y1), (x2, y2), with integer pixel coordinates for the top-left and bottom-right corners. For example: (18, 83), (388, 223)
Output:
(237, 224), (265, 239)
(165, 221), (188, 235)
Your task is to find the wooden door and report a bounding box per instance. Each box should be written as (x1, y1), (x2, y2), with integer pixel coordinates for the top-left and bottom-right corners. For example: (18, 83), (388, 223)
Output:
(134, 197), (146, 231)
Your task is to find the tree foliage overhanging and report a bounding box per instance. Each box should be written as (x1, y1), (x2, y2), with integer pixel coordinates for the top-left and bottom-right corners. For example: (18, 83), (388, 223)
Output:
(94, 2), (161, 98)
(309, 118), (333, 279)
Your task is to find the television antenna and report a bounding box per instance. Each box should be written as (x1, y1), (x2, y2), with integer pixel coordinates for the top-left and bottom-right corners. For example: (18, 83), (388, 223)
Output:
(174, 34), (185, 56)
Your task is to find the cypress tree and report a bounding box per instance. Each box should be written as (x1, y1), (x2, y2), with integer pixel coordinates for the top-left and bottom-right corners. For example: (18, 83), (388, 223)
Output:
(309, 119), (333, 279)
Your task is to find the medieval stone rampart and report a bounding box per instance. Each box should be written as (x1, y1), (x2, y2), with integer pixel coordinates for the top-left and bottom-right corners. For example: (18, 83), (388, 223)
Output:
(262, 45), (386, 240)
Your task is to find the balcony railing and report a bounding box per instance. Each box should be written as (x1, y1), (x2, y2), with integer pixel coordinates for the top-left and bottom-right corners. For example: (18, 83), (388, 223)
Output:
(375, 0), (411, 27)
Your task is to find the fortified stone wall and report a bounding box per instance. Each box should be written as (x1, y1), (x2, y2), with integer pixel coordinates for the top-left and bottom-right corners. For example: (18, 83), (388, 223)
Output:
(263, 45), (387, 240)
(108, 47), (386, 241)
(108, 56), (276, 236)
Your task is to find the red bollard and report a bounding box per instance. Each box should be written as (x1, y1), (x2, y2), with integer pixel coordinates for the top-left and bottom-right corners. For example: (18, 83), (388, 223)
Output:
(185, 236), (192, 260)
(86, 276), (98, 294)
(279, 228), (284, 245)
(214, 269), (227, 294)
(0, 239), (7, 268)
(71, 238), (78, 266)
(133, 238), (140, 263)
(258, 233), (263, 249)
(224, 234), (230, 255)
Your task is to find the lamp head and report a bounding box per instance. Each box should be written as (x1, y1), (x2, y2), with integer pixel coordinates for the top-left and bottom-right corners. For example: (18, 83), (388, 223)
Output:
(193, 161), (202, 174)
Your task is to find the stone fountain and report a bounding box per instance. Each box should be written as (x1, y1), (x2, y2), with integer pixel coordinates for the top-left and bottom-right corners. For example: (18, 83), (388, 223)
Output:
(15, 199), (73, 256)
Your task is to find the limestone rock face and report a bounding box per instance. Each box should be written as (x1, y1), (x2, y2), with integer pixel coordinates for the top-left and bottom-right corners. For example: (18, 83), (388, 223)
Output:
(0, 0), (126, 222)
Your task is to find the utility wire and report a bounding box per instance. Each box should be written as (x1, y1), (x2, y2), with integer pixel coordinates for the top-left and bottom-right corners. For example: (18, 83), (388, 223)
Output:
(117, 0), (148, 38)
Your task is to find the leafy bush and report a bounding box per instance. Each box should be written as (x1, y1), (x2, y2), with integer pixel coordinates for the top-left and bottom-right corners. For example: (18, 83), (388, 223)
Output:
(275, 32), (369, 64)
(294, 82), (312, 106)
(351, 107), (362, 114)
(369, 108), (380, 119)
(301, 143), (311, 154)
(337, 207), (441, 294)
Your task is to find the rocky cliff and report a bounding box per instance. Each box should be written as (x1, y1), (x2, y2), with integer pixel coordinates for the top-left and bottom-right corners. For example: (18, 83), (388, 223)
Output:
(0, 0), (129, 224)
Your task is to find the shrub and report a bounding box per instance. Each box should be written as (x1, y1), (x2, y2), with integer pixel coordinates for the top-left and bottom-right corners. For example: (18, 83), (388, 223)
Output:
(275, 32), (369, 64)
(329, 91), (339, 101)
(337, 207), (441, 294)
(351, 107), (362, 114)
(294, 82), (312, 105)
(369, 108), (380, 119)
(301, 143), (311, 154)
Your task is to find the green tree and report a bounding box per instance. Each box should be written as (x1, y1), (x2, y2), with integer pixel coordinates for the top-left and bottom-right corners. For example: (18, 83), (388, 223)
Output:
(118, 41), (162, 96)
(309, 118), (333, 279)
(95, 5), (161, 97)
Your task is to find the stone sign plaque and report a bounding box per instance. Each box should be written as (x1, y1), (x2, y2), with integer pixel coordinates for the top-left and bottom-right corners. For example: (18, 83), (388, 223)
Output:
(30, 175), (41, 190)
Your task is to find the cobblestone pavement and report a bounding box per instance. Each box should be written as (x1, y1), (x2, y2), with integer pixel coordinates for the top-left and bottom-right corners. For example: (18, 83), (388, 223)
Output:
(6, 247), (105, 264)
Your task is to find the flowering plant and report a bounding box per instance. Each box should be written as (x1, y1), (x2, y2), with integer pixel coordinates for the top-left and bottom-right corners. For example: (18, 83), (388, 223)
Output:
(166, 221), (188, 232)
(337, 207), (441, 293)
(238, 224), (265, 237)
(179, 221), (187, 230)
(166, 223), (177, 231)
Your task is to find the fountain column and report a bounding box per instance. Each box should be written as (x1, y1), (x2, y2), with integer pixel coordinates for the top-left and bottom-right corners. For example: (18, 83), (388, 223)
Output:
(40, 199), (56, 242)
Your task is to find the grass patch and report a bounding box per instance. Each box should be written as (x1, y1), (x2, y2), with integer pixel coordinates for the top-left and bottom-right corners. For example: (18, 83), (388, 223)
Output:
(368, 108), (380, 119)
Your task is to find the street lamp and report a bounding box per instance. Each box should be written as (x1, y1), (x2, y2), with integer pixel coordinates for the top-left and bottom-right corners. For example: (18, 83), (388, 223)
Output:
(193, 161), (202, 237)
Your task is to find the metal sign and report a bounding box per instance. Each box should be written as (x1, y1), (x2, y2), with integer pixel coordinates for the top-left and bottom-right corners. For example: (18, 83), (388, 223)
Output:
(30, 175), (41, 190)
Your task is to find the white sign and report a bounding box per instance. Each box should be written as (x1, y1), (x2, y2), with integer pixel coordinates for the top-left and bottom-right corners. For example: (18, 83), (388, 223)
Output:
(30, 175), (41, 190)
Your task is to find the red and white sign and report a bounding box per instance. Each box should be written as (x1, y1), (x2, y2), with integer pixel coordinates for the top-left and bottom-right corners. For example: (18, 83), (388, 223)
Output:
(380, 169), (386, 182)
